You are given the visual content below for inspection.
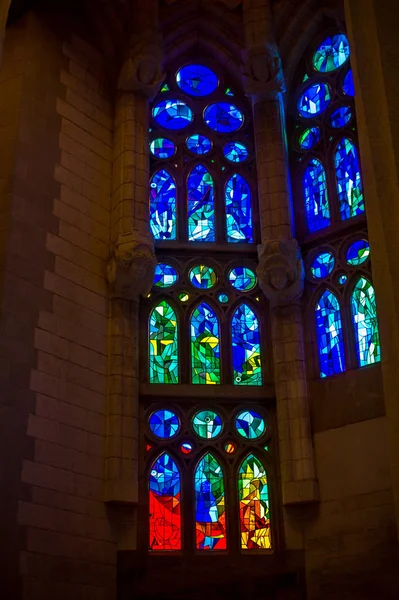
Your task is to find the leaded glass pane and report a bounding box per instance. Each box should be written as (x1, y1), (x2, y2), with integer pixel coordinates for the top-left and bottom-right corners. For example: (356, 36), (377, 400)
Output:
(343, 69), (355, 96)
(298, 83), (331, 117)
(232, 304), (262, 386)
(191, 302), (220, 384)
(153, 99), (193, 130)
(335, 138), (364, 220)
(330, 106), (352, 128)
(187, 165), (215, 242)
(299, 126), (321, 150)
(186, 134), (212, 155)
(311, 252), (335, 279)
(239, 454), (271, 550)
(303, 158), (330, 233)
(150, 170), (177, 240)
(225, 174), (253, 243)
(315, 290), (345, 377)
(204, 102), (244, 132)
(149, 301), (179, 384)
(195, 453), (226, 550)
(149, 453), (181, 550)
(176, 64), (218, 96)
(313, 34), (350, 73)
(223, 141), (248, 163)
(346, 240), (370, 265)
(351, 277), (381, 367)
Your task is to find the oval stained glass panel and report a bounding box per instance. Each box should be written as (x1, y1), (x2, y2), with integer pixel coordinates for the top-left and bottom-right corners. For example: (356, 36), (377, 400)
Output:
(311, 252), (335, 279)
(149, 409), (180, 439)
(235, 410), (265, 439)
(154, 263), (178, 288)
(343, 69), (355, 96)
(189, 265), (217, 289)
(218, 293), (229, 304)
(299, 127), (321, 150)
(313, 34), (350, 73)
(176, 64), (218, 96)
(195, 453), (226, 550)
(192, 410), (222, 439)
(153, 99), (193, 130)
(150, 138), (176, 159)
(186, 134), (212, 155)
(187, 165), (215, 242)
(330, 106), (352, 128)
(346, 239), (370, 265)
(338, 274), (348, 285)
(228, 267), (257, 291)
(150, 170), (177, 240)
(298, 83), (331, 118)
(204, 102), (244, 133)
(223, 141), (249, 163)
(149, 453), (181, 550)
(225, 174), (253, 243)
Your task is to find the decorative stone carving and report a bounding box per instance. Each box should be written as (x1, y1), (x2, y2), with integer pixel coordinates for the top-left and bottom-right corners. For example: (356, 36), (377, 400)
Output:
(242, 45), (285, 101)
(118, 29), (164, 98)
(257, 239), (304, 304)
(107, 231), (156, 300)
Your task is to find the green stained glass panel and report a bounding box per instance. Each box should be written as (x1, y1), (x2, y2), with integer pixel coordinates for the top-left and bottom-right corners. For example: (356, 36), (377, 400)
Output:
(239, 454), (271, 549)
(235, 410), (265, 439)
(351, 277), (381, 367)
(189, 265), (217, 289)
(192, 410), (222, 439)
(191, 303), (220, 384)
(149, 301), (179, 384)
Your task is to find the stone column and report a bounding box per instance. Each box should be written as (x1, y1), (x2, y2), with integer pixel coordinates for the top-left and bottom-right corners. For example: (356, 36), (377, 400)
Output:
(105, 11), (162, 503)
(344, 0), (399, 539)
(243, 0), (317, 504)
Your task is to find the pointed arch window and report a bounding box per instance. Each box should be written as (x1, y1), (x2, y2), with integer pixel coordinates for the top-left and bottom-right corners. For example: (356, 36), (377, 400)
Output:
(231, 303), (262, 386)
(149, 453), (181, 550)
(315, 290), (345, 377)
(239, 454), (271, 550)
(150, 170), (177, 240)
(195, 453), (226, 550)
(149, 301), (179, 384)
(351, 277), (381, 367)
(335, 138), (364, 220)
(191, 302), (220, 385)
(303, 158), (330, 233)
(225, 173), (253, 243)
(188, 165), (215, 242)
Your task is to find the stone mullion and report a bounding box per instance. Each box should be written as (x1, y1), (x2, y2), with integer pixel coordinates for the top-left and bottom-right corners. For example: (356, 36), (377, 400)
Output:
(243, 0), (317, 504)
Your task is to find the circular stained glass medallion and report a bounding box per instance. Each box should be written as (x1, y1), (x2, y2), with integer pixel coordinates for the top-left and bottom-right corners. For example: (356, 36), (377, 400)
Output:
(311, 252), (335, 279)
(204, 103), (244, 133)
(218, 293), (229, 304)
(149, 409), (180, 439)
(228, 267), (257, 292)
(313, 34), (350, 73)
(338, 274), (348, 285)
(189, 265), (217, 289)
(186, 134), (212, 155)
(153, 263), (178, 288)
(299, 126), (321, 150)
(330, 106), (352, 128)
(176, 64), (218, 97)
(153, 99), (193, 130)
(224, 442), (236, 454)
(181, 442), (193, 454)
(150, 137), (176, 159)
(235, 410), (265, 439)
(178, 291), (190, 303)
(298, 83), (331, 118)
(343, 69), (355, 97)
(346, 239), (370, 266)
(223, 141), (248, 163)
(192, 410), (222, 439)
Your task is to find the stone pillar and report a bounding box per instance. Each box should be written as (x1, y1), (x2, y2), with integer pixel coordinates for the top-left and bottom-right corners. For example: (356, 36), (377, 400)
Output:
(344, 0), (399, 539)
(243, 0), (317, 504)
(105, 9), (162, 503)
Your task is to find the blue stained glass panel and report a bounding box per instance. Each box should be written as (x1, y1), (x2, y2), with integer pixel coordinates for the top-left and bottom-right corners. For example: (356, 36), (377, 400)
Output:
(232, 304), (262, 386)
(149, 409), (180, 439)
(299, 127), (321, 150)
(311, 252), (335, 279)
(150, 170), (177, 240)
(150, 138), (176, 159)
(346, 239), (370, 265)
(303, 159), (330, 233)
(315, 290), (346, 377)
(228, 267), (257, 291)
(195, 454), (226, 550)
(298, 83), (331, 118)
(225, 174), (253, 243)
(188, 165), (215, 242)
(153, 99), (193, 130)
(351, 277), (381, 367)
(186, 134), (212, 155)
(204, 103), (244, 133)
(313, 34), (350, 72)
(154, 263), (178, 288)
(330, 106), (352, 128)
(176, 64), (218, 96)
(335, 138), (364, 220)
(343, 69), (355, 96)
(223, 141), (249, 163)
(191, 302), (220, 385)
(235, 411), (265, 439)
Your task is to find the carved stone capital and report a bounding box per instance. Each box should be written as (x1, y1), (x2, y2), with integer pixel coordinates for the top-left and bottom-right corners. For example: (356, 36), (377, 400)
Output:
(257, 239), (304, 305)
(118, 29), (164, 98)
(107, 231), (156, 300)
(242, 46), (285, 102)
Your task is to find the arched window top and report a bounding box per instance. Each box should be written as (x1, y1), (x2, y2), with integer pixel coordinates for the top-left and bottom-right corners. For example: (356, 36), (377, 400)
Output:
(315, 289), (345, 377)
(351, 277), (381, 367)
(149, 300), (179, 384)
(149, 453), (181, 551)
(231, 303), (262, 386)
(195, 452), (226, 550)
(239, 453), (271, 550)
(191, 302), (220, 385)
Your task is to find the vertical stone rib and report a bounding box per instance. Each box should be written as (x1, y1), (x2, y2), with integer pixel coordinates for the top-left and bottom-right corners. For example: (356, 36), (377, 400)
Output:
(243, 0), (317, 504)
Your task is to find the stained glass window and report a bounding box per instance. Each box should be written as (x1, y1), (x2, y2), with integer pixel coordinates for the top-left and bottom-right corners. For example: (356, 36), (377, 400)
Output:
(189, 265), (217, 289)
(192, 410), (222, 439)
(225, 174), (253, 243)
(330, 106), (352, 128)
(299, 126), (321, 150)
(150, 170), (177, 240)
(153, 99), (193, 130)
(187, 165), (215, 242)
(195, 453), (226, 550)
(311, 252), (335, 279)
(149, 410), (180, 439)
(346, 239), (370, 265)
(149, 301), (179, 384)
(191, 303), (220, 384)
(186, 134), (212, 155)
(176, 64), (218, 96)
(149, 453), (181, 550)
(315, 290), (345, 377)
(204, 102), (244, 132)
(228, 267), (257, 291)
(313, 34), (350, 73)
(351, 278), (381, 367)
(303, 159), (330, 232)
(343, 69), (355, 96)
(150, 138), (176, 159)
(235, 411), (265, 439)
(239, 455), (271, 550)
(153, 263), (178, 288)
(223, 141), (249, 163)
(298, 83), (331, 117)
(232, 304), (262, 386)
(335, 138), (364, 220)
